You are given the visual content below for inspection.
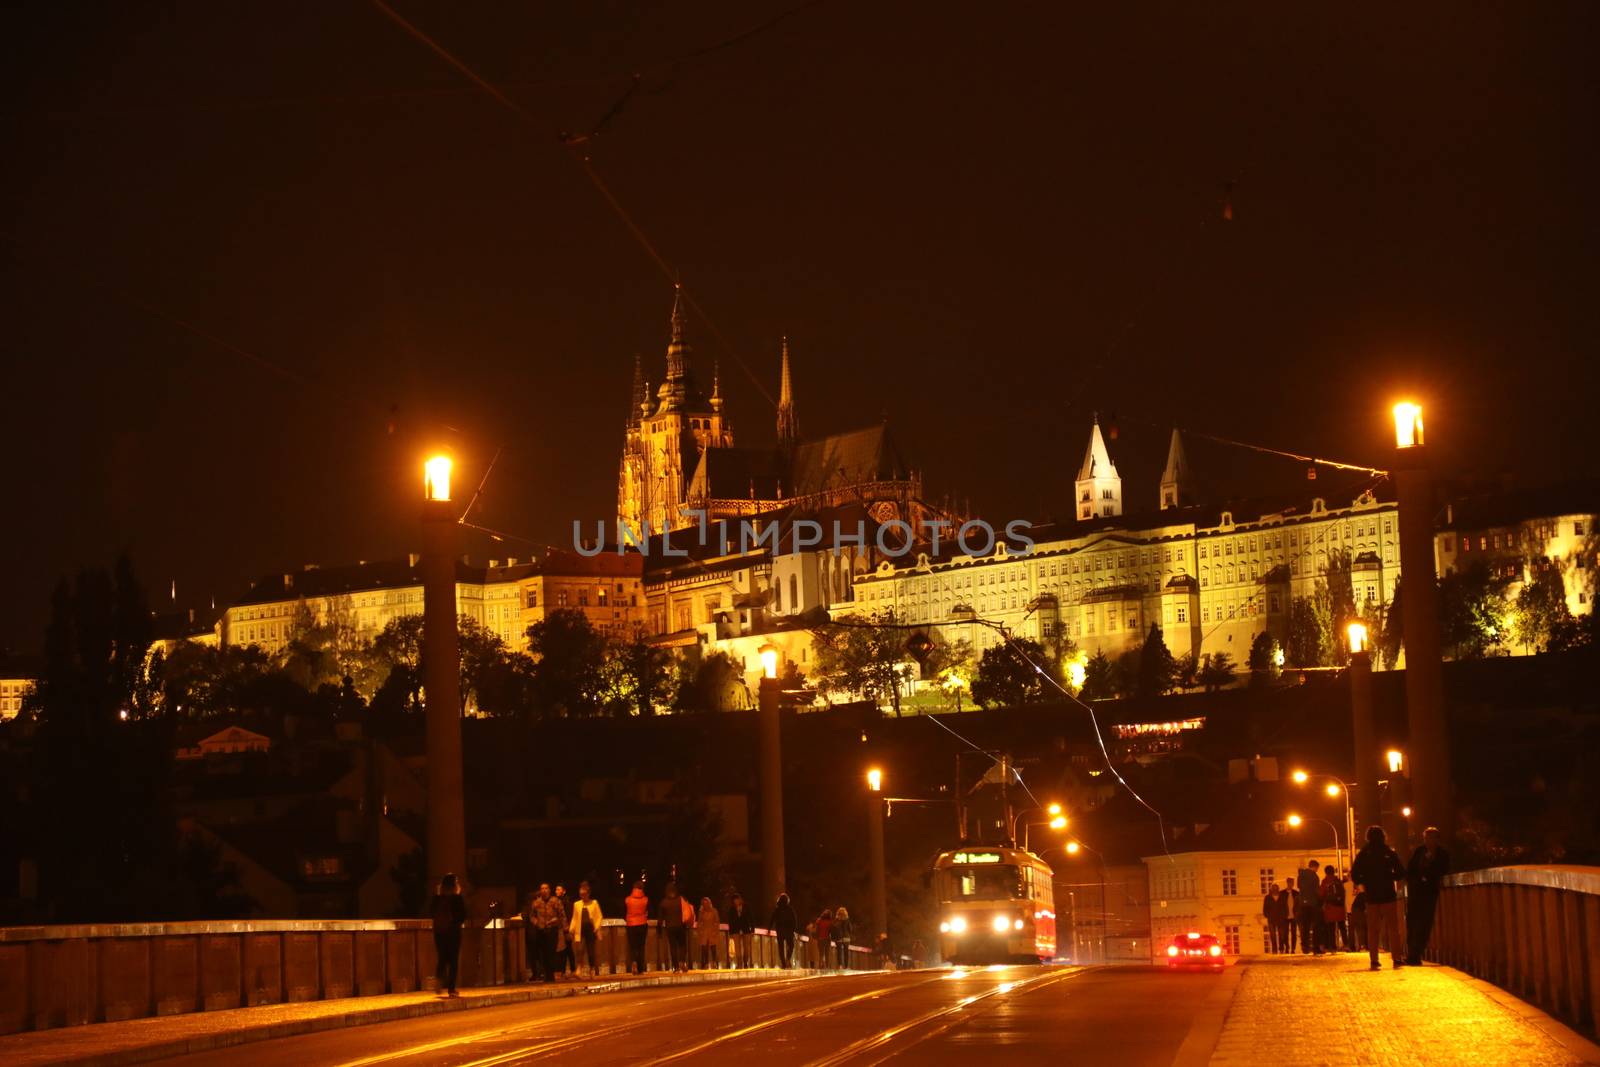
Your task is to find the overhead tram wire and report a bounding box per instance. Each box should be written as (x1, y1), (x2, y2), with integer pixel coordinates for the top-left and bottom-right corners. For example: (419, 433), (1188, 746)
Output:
(366, 0), (778, 408)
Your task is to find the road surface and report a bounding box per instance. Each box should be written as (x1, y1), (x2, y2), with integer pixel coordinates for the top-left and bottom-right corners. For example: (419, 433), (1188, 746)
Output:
(152, 965), (1230, 1066)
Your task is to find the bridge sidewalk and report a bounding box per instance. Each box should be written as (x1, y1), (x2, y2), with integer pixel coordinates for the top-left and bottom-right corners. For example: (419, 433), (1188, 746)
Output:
(0, 967), (807, 1067)
(1208, 955), (1600, 1066)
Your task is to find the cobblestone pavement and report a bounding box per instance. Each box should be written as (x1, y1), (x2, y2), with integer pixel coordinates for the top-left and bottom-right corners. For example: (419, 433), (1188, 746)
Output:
(1209, 955), (1595, 1066)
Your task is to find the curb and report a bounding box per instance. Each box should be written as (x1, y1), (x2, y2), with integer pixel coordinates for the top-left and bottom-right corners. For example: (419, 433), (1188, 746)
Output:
(22, 968), (839, 1067)
(1171, 960), (1245, 1067)
(1440, 965), (1600, 1065)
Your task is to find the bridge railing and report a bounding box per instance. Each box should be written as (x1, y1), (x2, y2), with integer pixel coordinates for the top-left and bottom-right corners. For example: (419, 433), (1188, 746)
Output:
(1425, 865), (1600, 1037)
(0, 916), (913, 1036)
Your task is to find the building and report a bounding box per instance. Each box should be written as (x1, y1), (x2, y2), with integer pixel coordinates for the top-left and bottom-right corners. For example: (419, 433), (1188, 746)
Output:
(1434, 482), (1599, 638)
(0, 656), (39, 721)
(617, 293), (945, 539)
(852, 425), (1401, 669)
(518, 550), (646, 642)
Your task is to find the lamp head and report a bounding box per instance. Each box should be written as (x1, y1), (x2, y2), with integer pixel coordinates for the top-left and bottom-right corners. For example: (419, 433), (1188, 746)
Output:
(1049, 815), (1067, 830)
(758, 643), (779, 679)
(1325, 783), (1342, 797)
(1287, 814), (1303, 827)
(424, 455), (453, 502)
(1401, 806), (1413, 818)
(1393, 401), (1424, 449)
(1065, 841), (1081, 855)
(1292, 770), (1309, 784)
(1386, 749), (1404, 774)
(1047, 802), (1062, 816)
(866, 767), (883, 792)
(1346, 620), (1368, 654)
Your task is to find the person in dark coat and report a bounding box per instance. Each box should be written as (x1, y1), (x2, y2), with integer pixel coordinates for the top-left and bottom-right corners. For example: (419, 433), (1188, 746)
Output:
(431, 873), (467, 997)
(1282, 880), (1299, 952)
(770, 893), (798, 969)
(727, 892), (756, 968)
(1261, 883), (1289, 953)
(1296, 861), (1324, 955)
(1351, 825), (1407, 970)
(1406, 826), (1451, 965)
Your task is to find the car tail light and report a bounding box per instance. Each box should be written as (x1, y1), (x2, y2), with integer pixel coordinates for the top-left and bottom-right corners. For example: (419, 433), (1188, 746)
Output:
(1208, 944), (1223, 957)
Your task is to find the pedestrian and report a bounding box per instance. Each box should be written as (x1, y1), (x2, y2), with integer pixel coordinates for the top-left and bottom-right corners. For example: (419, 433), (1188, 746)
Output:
(875, 932), (893, 970)
(554, 885), (576, 977)
(697, 896), (721, 969)
(660, 881), (692, 972)
(1350, 825), (1407, 970)
(727, 892), (756, 968)
(1349, 888), (1368, 953)
(1321, 865), (1347, 952)
(770, 892), (798, 969)
(1262, 882), (1287, 953)
(1282, 879), (1299, 952)
(624, 880), (650, 974)
(1296, 860), (1323, 955)
(815, 910), (834, 969)
(1406, 826), (1451, 965)
(527, 883), (565, 983)
(431, 873), (467, 998)
(833, 906), (854, 969)
(568, 881), (604, 977)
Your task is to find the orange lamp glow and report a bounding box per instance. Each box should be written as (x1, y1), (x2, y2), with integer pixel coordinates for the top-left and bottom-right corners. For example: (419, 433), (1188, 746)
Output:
(1347, 620), (1369, 654)
(1387, 749), (1404, 774)
(1393, 402), (1424, 449)
(867, 768), (883, 792)
(1325, 783), (1342, 798)
(1292, 770), (1309, 784)
(1065, 841), (1081, 855)
(759, 644), (778, 680)
(424, 455), (453, 502)
(1287, 814), (1303, 827)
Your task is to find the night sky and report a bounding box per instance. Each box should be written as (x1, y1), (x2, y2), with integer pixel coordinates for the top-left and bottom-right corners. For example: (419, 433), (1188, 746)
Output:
(3, 2), (1597, 650)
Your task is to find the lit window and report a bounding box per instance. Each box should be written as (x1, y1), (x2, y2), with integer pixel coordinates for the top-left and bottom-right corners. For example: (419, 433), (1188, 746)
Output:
(1223, 925), (1240, 954)
(1221, 869), (1238, 896)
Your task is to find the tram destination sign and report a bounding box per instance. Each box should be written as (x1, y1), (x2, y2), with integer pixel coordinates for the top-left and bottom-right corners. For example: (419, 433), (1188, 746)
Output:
(952, 851), (1003, 865)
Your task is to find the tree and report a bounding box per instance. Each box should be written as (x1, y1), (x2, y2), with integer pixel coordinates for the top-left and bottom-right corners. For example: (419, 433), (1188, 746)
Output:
(810, 613), (914, 715)
(603, 630), (676, 716)
(279, 595), (363, 691)
(1247, 631), (1281, 687)
(1197, 651), (1237, 691)
(1135, 624), (1178, 697)
(675, 650), (747, 712)
(1173, 651), (1199, 692)
(362, 615), (424, 712)
(1378, 577), (1405, 669)
(971, 638), (1048, 708)
(1439, 563), (1512, 659)
(1315, 549), (1358, 666)
(1514, 562), (1573, 653)
(1080, 650), (1115, 701)
(1285, 597), (1324, 668)
(525, 609), (609, 716)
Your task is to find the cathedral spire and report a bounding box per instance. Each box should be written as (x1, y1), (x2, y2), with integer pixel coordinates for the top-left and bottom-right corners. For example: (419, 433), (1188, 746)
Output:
(776, 336), (798, 441)
(1075, 413), (1122, 521)
(710, 359), (723, 412)
(628, 352), (646, 427)
(1160, 427), (1190, 510)
(665, 286), (689, 382)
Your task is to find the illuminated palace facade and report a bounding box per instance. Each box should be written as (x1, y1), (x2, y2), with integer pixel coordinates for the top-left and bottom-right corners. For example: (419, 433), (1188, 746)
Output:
(852, 423), (1403, 666)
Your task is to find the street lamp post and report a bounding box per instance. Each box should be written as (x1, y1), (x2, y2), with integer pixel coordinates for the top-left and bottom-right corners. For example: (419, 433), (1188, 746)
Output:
(1392, 401), (1451, 845)
(866, 767), (887, 946)
(1021, 813), (1068, 852)
(1346, 622), (1382, 846)
(758, 644), (786, 908)
(1291, 770), (1354, 876)
(421, 455), (466, 892)
(1287, 814), (1343, 874)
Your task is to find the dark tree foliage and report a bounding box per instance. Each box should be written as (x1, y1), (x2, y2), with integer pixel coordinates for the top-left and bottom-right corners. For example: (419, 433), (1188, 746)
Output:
(1197, 651), (1237, 691)
(1135, 624), (1177, 697)
(674, 650), (746, 712)
(1285, 597), (1325, 668)
(1514, 562), (1573, 653)
(606, 629), (676, 717)
(1247, 631), (1281, 687)
(971, 638), (1048, 708)
(526, 609), (609, 716)
(1440, 563), (1512, 659)
(810, 613), (913, 715)
(1080, 649), (1115, 701)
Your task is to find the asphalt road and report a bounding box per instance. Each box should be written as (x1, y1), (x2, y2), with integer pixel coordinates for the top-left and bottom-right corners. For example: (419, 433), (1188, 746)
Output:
(154, 965), (1232, 1067)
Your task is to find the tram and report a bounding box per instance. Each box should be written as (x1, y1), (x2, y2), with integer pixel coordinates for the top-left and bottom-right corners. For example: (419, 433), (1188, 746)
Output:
(932, 845), (1057, 964)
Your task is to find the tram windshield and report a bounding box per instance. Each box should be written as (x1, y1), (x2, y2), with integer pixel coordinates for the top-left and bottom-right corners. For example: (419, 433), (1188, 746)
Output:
(941, 864), (1023, 901)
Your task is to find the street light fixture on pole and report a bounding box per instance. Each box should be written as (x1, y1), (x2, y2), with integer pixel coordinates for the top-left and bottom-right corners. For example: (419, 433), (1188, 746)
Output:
(1392, 401), (1451, 846)
(1286, 813), (1343, 873)
(1021, 814), (1068, 853)
(866, 767), (887, 946)
(1008, 802), (1061, 846)
(1345, 621), (1382, 848)
(758, 643), (786, 909)
(421, 454), (466, 892)
(1290, 769), (1354, 876)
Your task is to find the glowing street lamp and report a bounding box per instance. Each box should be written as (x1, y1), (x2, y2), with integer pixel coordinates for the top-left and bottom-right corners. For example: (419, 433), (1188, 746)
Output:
(1292, 770), (1309, 784)
(866, 767), (883, 792)
(1402, 806), (1413, 818)
(1065, 840), (1081, 856)
(1325, 783), (1342, 798)
(1393, 402), (1424, 449)
(1285, 813), (1343, 871)
(1049, 815), (1068, 830)
(759, 643), (779, 680)
(758, 642), (786, 906)
(1047, 802), (1063, 817)
(1387, 749), (1405, 774)
(1287, 813), (1303, 827)
(1346, 621), (1368, 655)
(423, 454), (453, 502)
(866, 766), (888, 944)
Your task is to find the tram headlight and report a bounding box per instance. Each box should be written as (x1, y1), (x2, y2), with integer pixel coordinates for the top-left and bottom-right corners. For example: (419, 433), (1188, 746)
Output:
(1167, 945), (1180, 958)
(1013, 918), (1024, 931)
(948, 916), (967, 934)
(992, 915), (1011, 934)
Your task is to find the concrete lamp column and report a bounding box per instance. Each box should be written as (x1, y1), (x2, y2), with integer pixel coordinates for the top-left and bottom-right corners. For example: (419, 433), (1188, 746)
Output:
(758, 644), (786, 909)
(422, 455), (467, 892)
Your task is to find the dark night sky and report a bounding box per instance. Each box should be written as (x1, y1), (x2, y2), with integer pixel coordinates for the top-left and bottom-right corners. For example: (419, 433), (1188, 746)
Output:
(2, 2), (1597, 650)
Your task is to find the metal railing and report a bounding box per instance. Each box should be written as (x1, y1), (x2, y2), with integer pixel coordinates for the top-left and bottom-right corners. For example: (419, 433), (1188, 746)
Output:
(1425, 865), (1600, 1037)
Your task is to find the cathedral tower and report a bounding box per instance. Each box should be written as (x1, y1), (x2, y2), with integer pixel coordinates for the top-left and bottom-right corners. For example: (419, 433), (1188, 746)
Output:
(776, 336), (798, 442)
(1160, 428), (1190, 510)
(1075, 414), (1122, 521)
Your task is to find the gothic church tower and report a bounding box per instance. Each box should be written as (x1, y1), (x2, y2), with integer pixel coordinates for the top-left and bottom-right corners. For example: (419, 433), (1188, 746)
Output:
(1075, 414), (1123, 521)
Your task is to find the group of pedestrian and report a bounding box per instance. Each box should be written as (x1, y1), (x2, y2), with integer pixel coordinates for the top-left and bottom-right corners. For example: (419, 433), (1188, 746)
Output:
(427, 873), (879, 990)
(1257, 826), (1451, 971)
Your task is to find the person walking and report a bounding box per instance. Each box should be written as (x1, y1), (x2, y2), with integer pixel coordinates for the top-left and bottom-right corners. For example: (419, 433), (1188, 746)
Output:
(1321, 866), (1347, 952)
(624, 881), (650, 974)
(1282, 879), (1299, 952)
(727, 892), (756, 968)
(832, 906), (854, 969)
(1296, 861), (1323, 955)
(554, 885), (576, 978)
(814, 910), (834, 969)
(696, 896), (721, 970)
(660, 881), (692, 973)
(1406, 826), (1451, 965)
(527, 883), (565, 983)
(1261, 883), (1287, 953)
(431, 873), (467, 997)
(568, 881), (604, 977)
(1351, 825), (1408, 970)
(770, 892), (798, 969)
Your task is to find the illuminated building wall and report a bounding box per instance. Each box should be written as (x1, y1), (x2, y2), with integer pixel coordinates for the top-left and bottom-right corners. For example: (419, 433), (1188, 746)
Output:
(1435, 511), (1597, 627)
